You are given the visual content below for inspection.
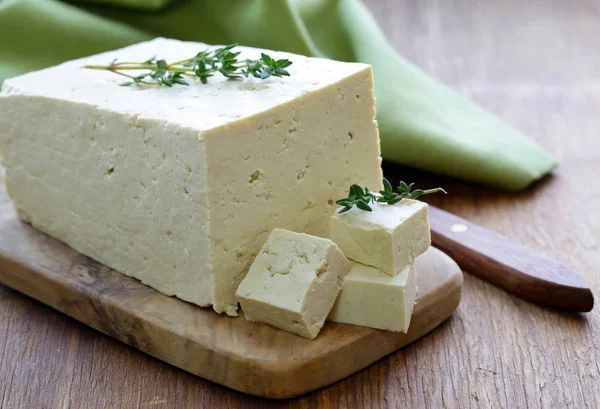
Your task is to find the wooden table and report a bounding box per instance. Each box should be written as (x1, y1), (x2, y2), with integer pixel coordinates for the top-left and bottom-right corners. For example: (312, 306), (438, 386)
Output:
(1, 1), (599, 407)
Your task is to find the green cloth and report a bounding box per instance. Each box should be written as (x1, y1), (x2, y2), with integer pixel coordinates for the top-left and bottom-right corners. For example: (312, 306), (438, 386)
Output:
(0, 0), (557, 190)
(79, 0), (175, 11)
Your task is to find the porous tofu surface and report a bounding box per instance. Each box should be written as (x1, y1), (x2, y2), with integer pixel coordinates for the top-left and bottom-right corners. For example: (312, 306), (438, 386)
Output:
(330, 200), (430, 275)
(236, 229), (350, 339)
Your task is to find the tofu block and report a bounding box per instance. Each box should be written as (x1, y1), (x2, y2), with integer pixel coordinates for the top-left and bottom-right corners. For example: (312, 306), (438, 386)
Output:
(0, 38), (383, 316)
(330, 200), (430, 275)
(328, 261), (417, 333)
(235, 229), (350, 339)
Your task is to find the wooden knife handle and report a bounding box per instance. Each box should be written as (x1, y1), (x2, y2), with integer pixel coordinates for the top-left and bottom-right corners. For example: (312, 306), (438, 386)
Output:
(428, 205), (594, 312)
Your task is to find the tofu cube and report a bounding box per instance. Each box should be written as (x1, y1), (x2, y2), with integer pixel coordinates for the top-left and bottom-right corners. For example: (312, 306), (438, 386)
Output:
(330, 200), (430, 275)
(0, 38), (383, 316)
(328, 261), (417, 333)
(236, 228), (350, 339)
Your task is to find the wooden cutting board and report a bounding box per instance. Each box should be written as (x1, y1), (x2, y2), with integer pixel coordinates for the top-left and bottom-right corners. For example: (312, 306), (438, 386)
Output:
(0, 189), (462, 399)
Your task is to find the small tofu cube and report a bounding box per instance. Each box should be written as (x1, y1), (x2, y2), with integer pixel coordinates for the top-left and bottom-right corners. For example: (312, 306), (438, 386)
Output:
(235, 228), (350, 339)
(330, 200), (430, 275)
(328, 261), (417, 332)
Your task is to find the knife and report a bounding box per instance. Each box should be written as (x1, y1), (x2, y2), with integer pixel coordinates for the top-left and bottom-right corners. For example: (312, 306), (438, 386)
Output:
(428, 205), (594, 312)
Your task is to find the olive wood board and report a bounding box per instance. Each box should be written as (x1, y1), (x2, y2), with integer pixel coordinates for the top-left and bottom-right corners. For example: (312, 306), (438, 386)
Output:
(0, 191), (463, 399)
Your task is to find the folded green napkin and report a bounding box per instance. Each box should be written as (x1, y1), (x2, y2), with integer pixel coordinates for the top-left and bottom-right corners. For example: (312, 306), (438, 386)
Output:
(0, 0), (556, 190)
(79, 0), (175, 11)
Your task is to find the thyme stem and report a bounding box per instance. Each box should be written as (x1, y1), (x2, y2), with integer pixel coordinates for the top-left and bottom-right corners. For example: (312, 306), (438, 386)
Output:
(83, 43), (293, 87)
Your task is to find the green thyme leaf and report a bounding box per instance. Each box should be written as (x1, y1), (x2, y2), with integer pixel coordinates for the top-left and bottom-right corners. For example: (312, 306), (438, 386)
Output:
(382, 178), (393, 193)
(410, 189), (424, 199)
(356, 199), (372, 212)
(399, 181), (409, 193)
(339, 205), (353, 214)
(349, 185), (362, 200)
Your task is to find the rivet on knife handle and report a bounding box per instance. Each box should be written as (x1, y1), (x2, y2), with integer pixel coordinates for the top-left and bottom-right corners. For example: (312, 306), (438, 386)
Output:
(428, 206), (594, 312)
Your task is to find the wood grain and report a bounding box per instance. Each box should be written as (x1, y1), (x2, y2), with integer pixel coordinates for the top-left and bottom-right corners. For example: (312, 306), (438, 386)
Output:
(1, 0), (600, 407)
(429, 205), (594, 312)
(0, 194), (462, 399)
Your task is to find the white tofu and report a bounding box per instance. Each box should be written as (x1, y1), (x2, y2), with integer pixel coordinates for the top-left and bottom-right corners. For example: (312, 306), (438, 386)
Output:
(235, 229), (350, 339)
(328, 261), (416, 332)
(0, 38), (383, 316)
(330, 200), (430, 275)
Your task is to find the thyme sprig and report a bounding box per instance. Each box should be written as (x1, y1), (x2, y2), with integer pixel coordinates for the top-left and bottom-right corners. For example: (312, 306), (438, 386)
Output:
(336, 178), (446, 213)
(335, 184), (377, 213)
(83, 44), (293, 87)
